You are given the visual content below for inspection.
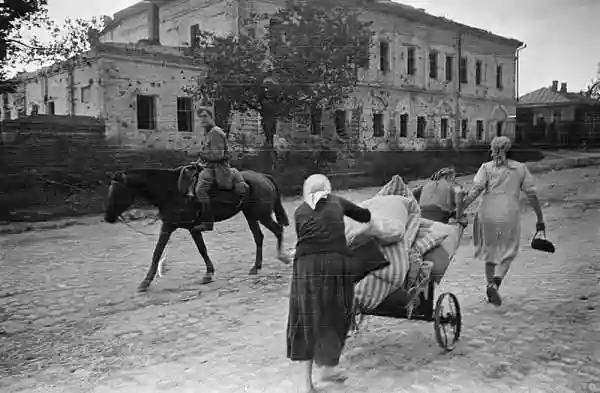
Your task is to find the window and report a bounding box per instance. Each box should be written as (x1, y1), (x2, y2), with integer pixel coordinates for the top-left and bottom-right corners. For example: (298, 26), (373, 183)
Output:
(407, 47), (415, 75)
(461, 119), (468, 139)
(496, 65), (503, 89)
(246, 27), (256, 39)
(459, 57), (467, 84)
(416, 116), (426, 138)
(429, 50), (438, 79)
(379, 41), (389, 73)
(475, 60), (482, 86)
(190, 24), (200, 49)
(399, 114), (408, 137)
(48, 101), (55, 115)
(445, 55), (453, 81)
(440, 118), (448, 139)
(81, 86), (91, 103)
(137, 94), (156, 130)
(496, 121), (503, 136)
(373, 113), (384, 137)
(334, 110), (346, 136)
(310, 107), (322, 135)
(177, 97), (193, 132)
(476, 120), (484, 141)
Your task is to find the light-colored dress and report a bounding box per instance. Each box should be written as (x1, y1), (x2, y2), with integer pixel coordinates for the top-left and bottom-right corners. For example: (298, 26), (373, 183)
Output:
(472, 159), (536, 278)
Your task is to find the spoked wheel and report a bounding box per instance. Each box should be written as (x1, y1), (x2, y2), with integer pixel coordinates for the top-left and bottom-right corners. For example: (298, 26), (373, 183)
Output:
(433, 292), (462, 352)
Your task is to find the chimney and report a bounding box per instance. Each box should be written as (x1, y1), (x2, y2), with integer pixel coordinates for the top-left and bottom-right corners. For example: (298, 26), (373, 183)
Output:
(551, 80), (558, 92)
(147, 3), (160, 44)
(560, 82), (567, 93)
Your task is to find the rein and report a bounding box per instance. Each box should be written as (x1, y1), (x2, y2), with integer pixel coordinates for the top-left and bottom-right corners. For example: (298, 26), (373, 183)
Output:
(108, 179), (160, 237)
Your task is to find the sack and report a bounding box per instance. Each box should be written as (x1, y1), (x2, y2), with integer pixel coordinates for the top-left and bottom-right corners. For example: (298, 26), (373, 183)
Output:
(345, 195), (410, 246)
(425, 219), (464, 259)
(531, 230), (555, 253)
(348, 237), (391, 283)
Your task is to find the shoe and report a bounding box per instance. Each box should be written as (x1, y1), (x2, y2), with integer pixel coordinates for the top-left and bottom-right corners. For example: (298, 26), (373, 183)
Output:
(486, 283), (502, 306)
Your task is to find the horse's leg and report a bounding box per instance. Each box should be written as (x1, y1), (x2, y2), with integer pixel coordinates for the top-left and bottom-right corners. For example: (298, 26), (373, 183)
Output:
(243, 212), (264, 275)
(189, 229), (215, 285)
(258, 215), (291, 264)
(139, 222), (176, 292)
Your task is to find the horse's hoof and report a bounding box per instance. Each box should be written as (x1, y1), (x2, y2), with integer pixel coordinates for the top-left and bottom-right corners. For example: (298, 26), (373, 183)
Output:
(248, 268), (259, 276)
(138, 283), (150, 292)
(200, 274), (213, 285)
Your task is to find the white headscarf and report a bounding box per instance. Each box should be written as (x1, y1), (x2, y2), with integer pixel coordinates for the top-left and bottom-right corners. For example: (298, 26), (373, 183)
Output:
(303, 174), (332, 210)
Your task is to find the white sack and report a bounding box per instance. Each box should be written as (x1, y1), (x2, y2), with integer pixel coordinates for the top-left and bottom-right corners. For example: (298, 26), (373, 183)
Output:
(344, 195), (410, 246)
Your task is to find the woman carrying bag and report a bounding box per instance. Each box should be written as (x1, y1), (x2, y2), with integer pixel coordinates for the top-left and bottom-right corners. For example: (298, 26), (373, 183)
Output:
(463, 136), (547, 306)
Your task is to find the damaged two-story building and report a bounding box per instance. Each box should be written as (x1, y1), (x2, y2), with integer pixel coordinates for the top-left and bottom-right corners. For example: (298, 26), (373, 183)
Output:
(2, 0), (524, 151)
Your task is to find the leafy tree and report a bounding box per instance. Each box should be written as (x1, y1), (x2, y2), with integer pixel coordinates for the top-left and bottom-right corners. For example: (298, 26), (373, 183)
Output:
(1, 0), (106, 93)
(188, 0), (372, 164)
(583, 79), (600, 100)
(0, 0), (49, 92)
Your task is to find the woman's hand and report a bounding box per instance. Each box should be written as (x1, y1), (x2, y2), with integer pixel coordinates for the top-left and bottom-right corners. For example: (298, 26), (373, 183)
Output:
(536, 221), (545, 232)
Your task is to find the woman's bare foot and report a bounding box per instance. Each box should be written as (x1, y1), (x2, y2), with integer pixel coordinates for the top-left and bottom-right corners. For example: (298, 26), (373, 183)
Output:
(318, 366), (347, 383)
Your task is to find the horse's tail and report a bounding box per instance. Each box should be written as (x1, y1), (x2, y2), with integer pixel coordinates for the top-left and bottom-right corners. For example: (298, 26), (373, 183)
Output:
(265, 174), (289, 227)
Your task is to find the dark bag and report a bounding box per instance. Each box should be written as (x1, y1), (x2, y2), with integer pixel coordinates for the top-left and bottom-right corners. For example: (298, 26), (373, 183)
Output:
(348, 237), (390, 283)
(531, 230), (555, 253)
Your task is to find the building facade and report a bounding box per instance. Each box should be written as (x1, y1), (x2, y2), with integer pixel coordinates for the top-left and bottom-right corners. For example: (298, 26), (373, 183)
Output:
(3, 0), (523, 151)
(517, 80), (600, 145)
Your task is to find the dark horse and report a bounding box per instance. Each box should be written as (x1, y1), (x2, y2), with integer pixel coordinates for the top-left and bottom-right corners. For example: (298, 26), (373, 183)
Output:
(104, 167), (291, 292)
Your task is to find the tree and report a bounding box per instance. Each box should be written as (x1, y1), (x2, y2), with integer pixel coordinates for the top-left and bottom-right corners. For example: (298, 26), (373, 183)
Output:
(584, 79), (600, 100)
(188, 0), (372, 165)
(0, 0), (49, 92)
(1, 0), (106, 93)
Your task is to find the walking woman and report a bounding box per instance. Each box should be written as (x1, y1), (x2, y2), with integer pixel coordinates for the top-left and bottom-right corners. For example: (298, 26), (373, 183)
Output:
(462, 136), (546, 306)
(287, 174), (372, 393)
(412, 167), (464, 223)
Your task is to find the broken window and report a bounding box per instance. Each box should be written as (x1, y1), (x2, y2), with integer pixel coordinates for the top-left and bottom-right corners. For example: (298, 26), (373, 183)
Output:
(407, 47), (416, 75)
(496, 121), (503, 136)
(334, 109), (346, 137)
(445, 55), (453, 81)
(379, 41), (389, 73)
(373, 113), (384, 137)
(177, 97), (193, 132)
(461, 119), (468, 139)
(416, 116), (426, 138)
(81, 86), (91, 103)
(137, 94), (156, 130)
(496, 65), (503, 89)
(459, 57), (467, 84)
(399, 114), (408, 137)
(429, 50), (438, 79)
(440, 118), (448, 139)
(190, 24), (200, 48)
(475, 60), (482, 86)
(476, 120), (484, 140)
(310, 106), (322, 135)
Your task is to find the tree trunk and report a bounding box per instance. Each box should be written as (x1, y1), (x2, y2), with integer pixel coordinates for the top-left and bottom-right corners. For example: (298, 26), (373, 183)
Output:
(260, 111), (278, 171)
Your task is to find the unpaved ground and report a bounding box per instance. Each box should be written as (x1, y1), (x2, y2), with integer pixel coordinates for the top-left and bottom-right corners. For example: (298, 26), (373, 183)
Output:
(1, 167), (600, 393)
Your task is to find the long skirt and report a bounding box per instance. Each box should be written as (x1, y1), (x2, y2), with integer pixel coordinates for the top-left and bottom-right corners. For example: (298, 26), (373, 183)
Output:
(286, 252), (354, 366)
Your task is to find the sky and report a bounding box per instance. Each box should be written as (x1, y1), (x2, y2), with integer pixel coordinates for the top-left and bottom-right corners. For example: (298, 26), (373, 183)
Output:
(45, 0), (600, 95)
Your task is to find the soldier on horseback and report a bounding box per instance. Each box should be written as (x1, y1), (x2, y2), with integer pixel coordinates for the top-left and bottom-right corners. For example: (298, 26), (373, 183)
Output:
(187, 106), (247, 231)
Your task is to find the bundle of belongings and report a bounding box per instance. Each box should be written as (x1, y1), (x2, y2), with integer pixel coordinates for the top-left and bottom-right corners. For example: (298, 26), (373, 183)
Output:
(345, 175), (464, 313)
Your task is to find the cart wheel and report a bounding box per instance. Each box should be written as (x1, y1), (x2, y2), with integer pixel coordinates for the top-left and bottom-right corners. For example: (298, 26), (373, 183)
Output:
(433, 292), (462, 352)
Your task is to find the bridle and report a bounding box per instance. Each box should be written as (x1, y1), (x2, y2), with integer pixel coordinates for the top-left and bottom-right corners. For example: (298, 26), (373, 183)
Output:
(108, 179), (159, 237)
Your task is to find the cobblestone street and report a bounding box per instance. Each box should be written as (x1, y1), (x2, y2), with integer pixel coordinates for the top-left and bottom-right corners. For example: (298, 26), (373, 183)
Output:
(1, 167), (600, 393)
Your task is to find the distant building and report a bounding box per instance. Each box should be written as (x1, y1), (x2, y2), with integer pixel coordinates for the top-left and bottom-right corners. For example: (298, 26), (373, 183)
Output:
(3, 0), (524, 151)
(517, 80), (600, 145)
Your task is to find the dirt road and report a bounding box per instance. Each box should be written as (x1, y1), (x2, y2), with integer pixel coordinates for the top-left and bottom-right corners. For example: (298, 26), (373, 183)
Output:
(1, 167), (600, 393)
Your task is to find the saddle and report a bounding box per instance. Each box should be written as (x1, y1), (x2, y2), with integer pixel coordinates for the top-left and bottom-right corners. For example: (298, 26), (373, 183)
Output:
(178, 164), (244, 206)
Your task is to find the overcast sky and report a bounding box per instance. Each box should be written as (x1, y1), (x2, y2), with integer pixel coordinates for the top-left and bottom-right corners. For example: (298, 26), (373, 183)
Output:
(46, 0), (599, 95)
